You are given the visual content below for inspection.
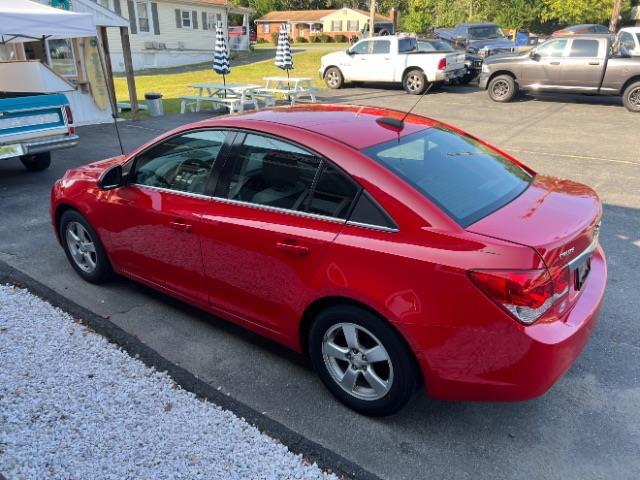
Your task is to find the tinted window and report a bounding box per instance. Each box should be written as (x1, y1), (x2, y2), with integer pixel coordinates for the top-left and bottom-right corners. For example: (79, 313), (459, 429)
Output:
(620, 32), (636, 50)
(468, 26), (504, 40)
(592, 25), (609, 33)
(132, 130), (225, 194)
(372, 40), (390, 54)
(362, 128), (533, 227)
(351, 40), (370, 54)
(398, 37), (418, 53)
(349, 191), (397, 230)
(536, 39), (567, 57)
(221, 134), (320, 211)
(306, 164), (358, 219)
(569, 39), (599, 57)
(417, 40), (454, 52)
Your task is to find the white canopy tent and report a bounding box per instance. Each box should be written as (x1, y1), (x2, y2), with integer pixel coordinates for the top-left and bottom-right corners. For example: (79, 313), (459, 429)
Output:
(0, 0), (95, 44)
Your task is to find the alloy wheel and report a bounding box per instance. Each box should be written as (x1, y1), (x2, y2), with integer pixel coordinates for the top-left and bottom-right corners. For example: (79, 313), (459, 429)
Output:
(629, 87), (640, 108)
(406, 74), (423, 93)
(322, 322), (393, 401)
(65, 221), (97, 273)
(492, 79), (510, 99)
(326, 71), (339, 88)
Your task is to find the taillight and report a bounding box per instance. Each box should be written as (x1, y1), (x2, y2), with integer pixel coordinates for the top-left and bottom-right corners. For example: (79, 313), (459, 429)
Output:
(469, 269), (556, 325)
(437, 57), (447, 70)
(64, 105), (74, 125)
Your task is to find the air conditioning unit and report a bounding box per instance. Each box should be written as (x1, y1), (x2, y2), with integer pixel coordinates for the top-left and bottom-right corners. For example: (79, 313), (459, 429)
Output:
(144, 41), (154, 49)
(152, 41), (160, 49)
(177, 41), (186, 50)
(158, 42), (167, 50)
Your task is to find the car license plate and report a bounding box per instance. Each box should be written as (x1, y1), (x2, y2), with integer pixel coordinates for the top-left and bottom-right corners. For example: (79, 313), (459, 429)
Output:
(0, 143), (24, 160)
(575, 257), (591, 290)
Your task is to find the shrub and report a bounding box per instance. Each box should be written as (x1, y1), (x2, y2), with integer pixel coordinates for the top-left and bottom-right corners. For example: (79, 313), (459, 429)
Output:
(271, 32), (279, 45)
(296, 36), (307, 43)
(334, 34), (347, 43)
(310, 34), (321, 43)
(319, 34), (331, 43)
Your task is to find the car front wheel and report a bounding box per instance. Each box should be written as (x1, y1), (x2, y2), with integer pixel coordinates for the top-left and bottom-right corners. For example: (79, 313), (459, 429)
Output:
(20, 152), (51, 172)
(622, 81), (640, 112)
(324, 67), (344, 89)
(308, 305), (418, 416)
(488, 74), (517, 102)
(60, 210), (112, 284)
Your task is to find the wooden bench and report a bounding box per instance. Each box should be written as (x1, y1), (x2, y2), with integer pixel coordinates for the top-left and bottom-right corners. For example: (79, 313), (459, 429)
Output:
(116, 102), (148, 113)
(180, 95), (243, 114)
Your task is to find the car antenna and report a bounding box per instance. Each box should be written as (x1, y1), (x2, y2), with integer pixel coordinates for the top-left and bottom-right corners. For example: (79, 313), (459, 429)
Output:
(376, 82), (434, 131)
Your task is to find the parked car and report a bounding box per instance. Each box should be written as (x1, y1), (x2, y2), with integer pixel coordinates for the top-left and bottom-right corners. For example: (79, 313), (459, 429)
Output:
(319, 35), (466, 94)
(0, 62), (78, 172)
(435, 22), (516, 80)
(617, 27), (640, 56)
(479, 34), (640, 111)
(51, 104), (607, 416)
(552, 24), (611, 37)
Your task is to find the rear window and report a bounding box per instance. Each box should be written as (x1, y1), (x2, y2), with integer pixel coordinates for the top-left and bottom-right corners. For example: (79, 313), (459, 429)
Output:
(362, 127), (533, 227)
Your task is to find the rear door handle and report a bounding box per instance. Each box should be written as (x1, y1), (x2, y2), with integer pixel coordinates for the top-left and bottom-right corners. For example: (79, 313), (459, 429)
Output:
(276, 242), (309, 257)
(550, 61), (561, 65)
(588, 61), (600, 65)
(169, 220), (193, 233)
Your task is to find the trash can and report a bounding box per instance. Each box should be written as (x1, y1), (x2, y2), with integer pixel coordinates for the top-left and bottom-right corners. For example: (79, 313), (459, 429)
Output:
(145, 92), (164, 117)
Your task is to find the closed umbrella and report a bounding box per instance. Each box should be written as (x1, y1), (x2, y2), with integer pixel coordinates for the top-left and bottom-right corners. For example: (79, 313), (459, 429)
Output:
(275, 23), (293, 83)
(213, 19), (230, 96)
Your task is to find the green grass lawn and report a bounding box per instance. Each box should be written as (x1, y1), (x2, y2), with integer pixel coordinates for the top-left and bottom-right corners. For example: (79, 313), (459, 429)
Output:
(115, 49), (331, 118)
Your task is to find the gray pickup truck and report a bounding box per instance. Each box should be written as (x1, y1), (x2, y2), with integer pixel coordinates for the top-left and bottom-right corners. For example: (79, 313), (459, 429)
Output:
(479, 34), (640, 112)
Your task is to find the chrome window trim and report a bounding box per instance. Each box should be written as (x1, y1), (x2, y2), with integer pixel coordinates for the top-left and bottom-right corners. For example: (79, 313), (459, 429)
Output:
(130, 183), (214, 201)
(345, 220), (399, 233)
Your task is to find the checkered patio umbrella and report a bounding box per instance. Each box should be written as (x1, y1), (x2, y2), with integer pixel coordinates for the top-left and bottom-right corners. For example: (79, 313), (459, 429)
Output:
(275, 23), (293, 79)
(213, 19), (230, 94)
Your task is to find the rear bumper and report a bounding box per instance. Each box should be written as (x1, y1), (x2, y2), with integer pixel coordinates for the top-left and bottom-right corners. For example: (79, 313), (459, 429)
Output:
(23, 134), (79, 155)
(421, 246), (607, 402)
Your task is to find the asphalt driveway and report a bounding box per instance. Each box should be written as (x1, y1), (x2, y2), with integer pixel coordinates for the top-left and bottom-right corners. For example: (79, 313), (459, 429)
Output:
(1, 86), (639, 479)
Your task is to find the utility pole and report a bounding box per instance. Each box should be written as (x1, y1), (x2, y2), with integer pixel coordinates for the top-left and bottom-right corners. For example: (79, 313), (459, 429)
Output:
(369, 0), (376, 38)
(610, 0), (623, 32)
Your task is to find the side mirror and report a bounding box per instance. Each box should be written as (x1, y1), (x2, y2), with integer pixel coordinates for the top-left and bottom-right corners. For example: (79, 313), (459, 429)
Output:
(98, 164), (124, 190)
(346, 48), (355, 55)
(530, 50), (540, 61)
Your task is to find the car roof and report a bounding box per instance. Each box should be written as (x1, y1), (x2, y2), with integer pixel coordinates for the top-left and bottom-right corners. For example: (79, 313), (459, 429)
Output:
(206, 104), (439, 150)
(620, 27), (640, 33)
(462, 23), (499, 27)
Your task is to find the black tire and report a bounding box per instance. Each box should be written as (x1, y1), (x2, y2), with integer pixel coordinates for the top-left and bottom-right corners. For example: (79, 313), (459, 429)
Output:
(487, 74), (517, 102)
(458, 71), (477, 85)
(59, 210), (112, 284)
(622, 81), (640, 112)
(308, 305), (418, 416)
(403, 69), (428, 95)
(20, 152), (51, 172)
(324, 67), (344, 89)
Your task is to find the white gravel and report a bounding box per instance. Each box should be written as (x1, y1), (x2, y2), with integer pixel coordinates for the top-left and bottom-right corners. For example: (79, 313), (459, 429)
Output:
(0, 284), (337, 480)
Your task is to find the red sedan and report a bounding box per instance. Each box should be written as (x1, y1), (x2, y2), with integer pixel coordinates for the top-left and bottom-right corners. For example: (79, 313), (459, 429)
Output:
(51, 105), (606, 416)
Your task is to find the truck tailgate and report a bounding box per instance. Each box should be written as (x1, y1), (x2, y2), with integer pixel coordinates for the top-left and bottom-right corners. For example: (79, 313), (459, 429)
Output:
(0, 94), (69, 144)
(445, 51), (466, 71)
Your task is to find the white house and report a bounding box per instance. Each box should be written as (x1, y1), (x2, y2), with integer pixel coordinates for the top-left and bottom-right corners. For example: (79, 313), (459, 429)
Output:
(98, 0), (250, 72)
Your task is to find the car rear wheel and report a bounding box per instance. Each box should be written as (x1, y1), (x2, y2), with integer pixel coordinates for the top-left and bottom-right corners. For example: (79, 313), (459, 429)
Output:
(308, 305), (418, 416)
(20, 152), (51, 172)
(324, 67), (344, 89)
(622, 81), (640, 112)
(488, 74), (517, 102)
(60, 210), (112, 284)
(403, 69), (428, 95)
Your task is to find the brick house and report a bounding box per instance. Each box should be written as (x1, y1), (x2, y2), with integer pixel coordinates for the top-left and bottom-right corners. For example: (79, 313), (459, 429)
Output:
(255, 7), (392, 42)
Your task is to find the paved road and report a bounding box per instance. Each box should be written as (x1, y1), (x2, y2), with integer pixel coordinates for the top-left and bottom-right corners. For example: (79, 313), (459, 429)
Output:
(1, 87), (639, 479)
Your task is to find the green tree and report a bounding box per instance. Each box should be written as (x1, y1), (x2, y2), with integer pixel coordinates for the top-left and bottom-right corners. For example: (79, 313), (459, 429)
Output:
(541, 0), (628, 24)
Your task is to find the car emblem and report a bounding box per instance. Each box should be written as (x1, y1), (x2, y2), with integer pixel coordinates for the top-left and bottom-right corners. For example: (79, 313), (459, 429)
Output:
(559, 247), (575, 259)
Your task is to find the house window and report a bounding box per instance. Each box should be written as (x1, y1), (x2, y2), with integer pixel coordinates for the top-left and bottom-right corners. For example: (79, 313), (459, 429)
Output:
(96, 0), (114, 10)
(331, 20), (343, 32)
(347, 20), (359, 32)
(262, 23), (270, 33)
(136, 2), (151, 33)
(207, 12), (223, 30)
(46, 39), (77, 77)
(181, 10), (193, 28)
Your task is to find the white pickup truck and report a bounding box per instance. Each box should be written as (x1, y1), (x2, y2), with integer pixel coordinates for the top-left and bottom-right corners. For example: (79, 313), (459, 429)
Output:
(319, 35), (466, 95)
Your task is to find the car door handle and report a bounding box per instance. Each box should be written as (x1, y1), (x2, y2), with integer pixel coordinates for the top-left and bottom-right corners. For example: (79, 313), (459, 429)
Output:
(588, 61), (600, 65)
(276, 242), (309, 257)
(550, 61), (561, 65)
(169, 220), (193, 233)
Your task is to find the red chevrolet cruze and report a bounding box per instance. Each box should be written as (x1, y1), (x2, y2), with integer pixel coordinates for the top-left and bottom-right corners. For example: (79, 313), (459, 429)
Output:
(51, 105), (606, 416)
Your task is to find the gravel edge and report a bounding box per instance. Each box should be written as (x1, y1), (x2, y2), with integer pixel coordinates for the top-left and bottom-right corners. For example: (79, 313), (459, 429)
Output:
(0, 259), (381, 480)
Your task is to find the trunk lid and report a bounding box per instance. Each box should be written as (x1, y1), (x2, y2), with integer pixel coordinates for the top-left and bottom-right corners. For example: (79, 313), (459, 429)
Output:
(469, 175), (601, 268)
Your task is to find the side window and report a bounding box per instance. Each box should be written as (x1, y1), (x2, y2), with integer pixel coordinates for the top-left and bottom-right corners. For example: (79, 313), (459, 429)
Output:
(620, 32), (635, 50)
(349, 191), (397, 230)
(221, 134), (320, 211)
(307, 164), (359, 219)
(536, 39), (568, 58)
(372, 40), (390, 54)
(351, 40), (370, 55)
(569, 39), (600, 57)
(132, 130), (226, 194)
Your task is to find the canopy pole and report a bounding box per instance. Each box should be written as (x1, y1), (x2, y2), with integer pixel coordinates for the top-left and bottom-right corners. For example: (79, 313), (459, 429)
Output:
(119, 26), (139, 120)
(95, 31), (125, 155)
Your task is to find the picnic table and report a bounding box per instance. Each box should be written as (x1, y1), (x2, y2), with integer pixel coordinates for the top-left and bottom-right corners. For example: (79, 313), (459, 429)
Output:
(257, 77), (317, 105)
(180, 83), (270, 114)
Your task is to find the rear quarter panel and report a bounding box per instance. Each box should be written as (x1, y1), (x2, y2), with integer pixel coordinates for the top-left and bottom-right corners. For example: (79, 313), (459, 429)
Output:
(600, 58), (640, 93)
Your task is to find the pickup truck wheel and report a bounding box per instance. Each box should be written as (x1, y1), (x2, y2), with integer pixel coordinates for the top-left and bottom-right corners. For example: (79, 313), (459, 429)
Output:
(20, 152), (51, 172)
(488, 75), (517, 102)
(623, 81), (640, 112)
(324, 67), (344, 89)
(403, 70), (427, 95)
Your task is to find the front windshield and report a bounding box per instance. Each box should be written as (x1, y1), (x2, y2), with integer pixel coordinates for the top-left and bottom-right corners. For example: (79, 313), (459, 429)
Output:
(468, 26), (505, 40)
(362, 127), (532, 227)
